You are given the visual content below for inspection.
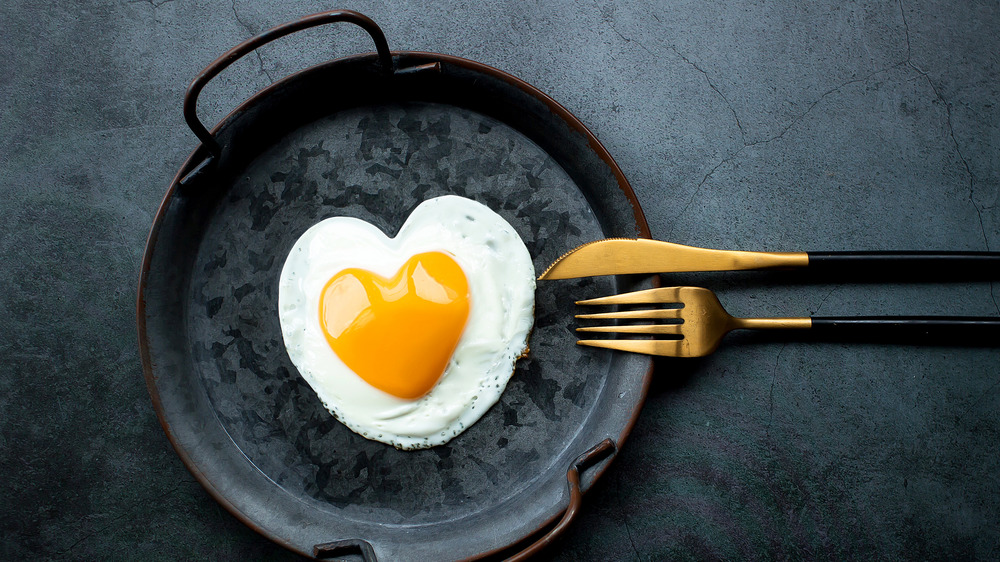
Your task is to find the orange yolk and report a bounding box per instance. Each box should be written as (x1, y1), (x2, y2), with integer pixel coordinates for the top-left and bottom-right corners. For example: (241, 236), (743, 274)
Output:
(318, 251), (471, 400)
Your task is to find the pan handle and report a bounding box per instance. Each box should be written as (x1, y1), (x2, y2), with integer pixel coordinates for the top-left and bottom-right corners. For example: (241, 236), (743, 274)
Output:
(506, 438), (617, 561)
(313, 538), (377, 560)
(183, 10), (393, 157)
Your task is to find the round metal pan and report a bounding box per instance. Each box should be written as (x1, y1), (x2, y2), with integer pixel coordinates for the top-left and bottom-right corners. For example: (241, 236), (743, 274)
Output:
(138, 11), (653, 560)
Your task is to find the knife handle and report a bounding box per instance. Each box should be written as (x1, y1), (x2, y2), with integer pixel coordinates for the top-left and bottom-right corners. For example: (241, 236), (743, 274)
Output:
(806, 251), (1000, 279)
(811, 316), (1000, 344)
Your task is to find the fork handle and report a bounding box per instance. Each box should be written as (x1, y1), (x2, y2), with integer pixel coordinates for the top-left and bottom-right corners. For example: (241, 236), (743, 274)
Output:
(811, 316), (1000, 343)
(807, 252), (1000, 279)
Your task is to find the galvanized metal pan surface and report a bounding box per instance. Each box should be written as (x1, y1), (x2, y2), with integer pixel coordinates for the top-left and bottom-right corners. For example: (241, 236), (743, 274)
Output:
(138, 10), (653, 561)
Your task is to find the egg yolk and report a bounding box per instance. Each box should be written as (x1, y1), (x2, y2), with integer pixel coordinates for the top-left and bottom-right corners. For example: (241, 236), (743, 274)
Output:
(319, 251), (471, 400)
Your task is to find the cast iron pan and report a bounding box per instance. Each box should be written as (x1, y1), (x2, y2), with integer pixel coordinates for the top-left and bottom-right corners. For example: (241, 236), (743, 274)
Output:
(138, 10), (654, 560)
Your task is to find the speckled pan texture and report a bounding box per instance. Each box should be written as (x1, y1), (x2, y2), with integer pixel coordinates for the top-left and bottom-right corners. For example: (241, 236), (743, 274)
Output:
(190, 104), (614, 515)
(140, 55), (652, 560)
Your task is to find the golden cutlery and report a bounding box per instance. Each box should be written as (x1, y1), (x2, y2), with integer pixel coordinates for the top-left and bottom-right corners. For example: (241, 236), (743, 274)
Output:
(575, 286), (1000, 358)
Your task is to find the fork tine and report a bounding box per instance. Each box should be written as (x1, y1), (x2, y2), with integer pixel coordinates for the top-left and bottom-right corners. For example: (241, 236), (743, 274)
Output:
(576, 308), (683, 320)
(577, 339), (684, 357)
(576, 286), (684, 305)
(576, 324), (683, 335)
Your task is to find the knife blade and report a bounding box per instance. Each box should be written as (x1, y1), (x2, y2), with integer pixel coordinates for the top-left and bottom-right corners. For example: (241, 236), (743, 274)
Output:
(538, 238), (810, 280)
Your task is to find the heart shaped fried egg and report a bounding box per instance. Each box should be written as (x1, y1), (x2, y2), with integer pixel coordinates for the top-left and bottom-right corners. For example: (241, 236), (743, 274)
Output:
(278, 196), (535, 449)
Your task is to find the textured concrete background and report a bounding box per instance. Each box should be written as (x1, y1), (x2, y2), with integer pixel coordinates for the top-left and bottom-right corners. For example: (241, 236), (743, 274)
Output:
(1, 0), (998, 559)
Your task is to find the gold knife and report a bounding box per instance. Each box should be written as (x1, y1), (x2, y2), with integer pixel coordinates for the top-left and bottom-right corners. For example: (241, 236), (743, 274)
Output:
(538, 238), (1000, 280)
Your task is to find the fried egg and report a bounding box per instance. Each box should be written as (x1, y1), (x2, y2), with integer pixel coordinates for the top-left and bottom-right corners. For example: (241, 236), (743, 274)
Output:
(278, 196), (535, 449)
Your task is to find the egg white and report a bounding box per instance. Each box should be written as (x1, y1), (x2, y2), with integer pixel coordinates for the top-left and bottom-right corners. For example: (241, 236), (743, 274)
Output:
(278, 196), (535, 449)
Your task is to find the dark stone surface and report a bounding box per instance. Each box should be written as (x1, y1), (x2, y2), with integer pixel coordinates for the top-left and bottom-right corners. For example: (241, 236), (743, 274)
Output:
(1, 0), (997, 560)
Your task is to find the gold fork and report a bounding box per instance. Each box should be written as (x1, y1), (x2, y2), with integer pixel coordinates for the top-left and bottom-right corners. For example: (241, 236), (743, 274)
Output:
(575, 286), (1000, 358)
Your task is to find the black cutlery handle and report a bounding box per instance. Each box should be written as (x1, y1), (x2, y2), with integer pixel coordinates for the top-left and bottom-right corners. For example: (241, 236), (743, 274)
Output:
(812, 316), (1000, 344)
(807, 252), (1000, 279)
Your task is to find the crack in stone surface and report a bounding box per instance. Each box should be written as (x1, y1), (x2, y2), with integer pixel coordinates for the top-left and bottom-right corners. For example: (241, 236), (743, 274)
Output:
(608, 18), (748, 145)
(898, 0), (996, 314)
(231, 0), (274, 83)
(610, 24), (749, 150)
(603, 16), (974, 265)
(746, 61), (908, 149)
(812, 285), (840, 315)
(903, 57), (983, 247)
(666, 147), (744, 241)
(610, 25), (653, 56)
(129, 0), (176, 8)
(664, 59), (907, 240)
(667, 46), (747, 141)
(615, 469), (642, 560)
(766, 344), (788, 437)
(254, 51), (274, 83)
